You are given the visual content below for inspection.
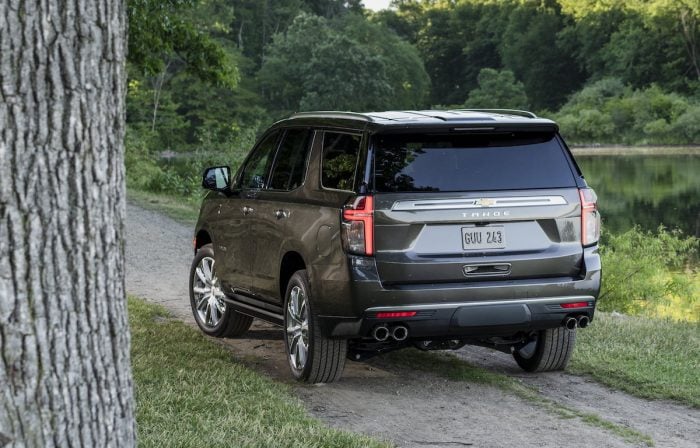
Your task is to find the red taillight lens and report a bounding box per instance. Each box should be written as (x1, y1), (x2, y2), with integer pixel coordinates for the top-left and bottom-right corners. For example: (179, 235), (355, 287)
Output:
(579, 188), (600, 246)
(341, 196), (374, 256)
(375, 311), (417, 318)
(560, 301), (590, 309)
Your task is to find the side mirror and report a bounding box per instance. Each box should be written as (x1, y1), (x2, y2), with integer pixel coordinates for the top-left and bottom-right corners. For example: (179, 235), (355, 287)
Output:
(202, 166), (231, 191)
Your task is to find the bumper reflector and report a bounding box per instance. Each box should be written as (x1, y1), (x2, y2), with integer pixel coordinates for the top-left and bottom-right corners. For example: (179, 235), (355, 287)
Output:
(375, 311), (417, 319)
(560, 302), (590, 309)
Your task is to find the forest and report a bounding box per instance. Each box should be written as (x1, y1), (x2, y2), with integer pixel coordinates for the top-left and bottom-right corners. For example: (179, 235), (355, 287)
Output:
(125, 0), (700, 195)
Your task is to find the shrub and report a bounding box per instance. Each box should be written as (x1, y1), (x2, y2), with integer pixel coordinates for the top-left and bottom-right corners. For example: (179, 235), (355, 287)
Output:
(124, 127), (164, 191)
(555, 78), (700, 145)
(463, 68), (529, 110)
(598, 226), (698, 319)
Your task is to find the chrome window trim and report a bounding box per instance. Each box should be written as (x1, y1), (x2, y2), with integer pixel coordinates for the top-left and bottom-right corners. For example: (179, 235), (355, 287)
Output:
(391, 195), (568, 211)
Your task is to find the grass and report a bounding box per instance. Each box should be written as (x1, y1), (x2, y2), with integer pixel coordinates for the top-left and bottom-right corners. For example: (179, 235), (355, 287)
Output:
(384, 349), (655, 447)
(571, 312), (700, 408)
(127, 188), (201, 225)
(129, 297), (388, 448)
(645, 272), (700, 322)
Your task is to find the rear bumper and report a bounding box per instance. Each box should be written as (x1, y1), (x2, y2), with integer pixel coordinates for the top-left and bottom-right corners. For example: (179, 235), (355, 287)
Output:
(317, 246), (601, 339)
(320, 295), (596, 339)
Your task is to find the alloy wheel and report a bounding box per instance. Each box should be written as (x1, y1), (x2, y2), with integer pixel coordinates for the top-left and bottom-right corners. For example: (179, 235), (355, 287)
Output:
(192, 256), (226, 328)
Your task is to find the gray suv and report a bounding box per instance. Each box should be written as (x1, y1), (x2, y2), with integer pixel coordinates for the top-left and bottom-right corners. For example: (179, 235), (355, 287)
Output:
(190, 110), (602, 383)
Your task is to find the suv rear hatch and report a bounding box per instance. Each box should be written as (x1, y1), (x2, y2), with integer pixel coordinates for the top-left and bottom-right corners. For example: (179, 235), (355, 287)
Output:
(370, 130), (585, 286)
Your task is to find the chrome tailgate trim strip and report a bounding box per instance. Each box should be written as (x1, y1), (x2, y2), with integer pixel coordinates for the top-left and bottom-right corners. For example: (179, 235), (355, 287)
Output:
(392, 195), (568, 211)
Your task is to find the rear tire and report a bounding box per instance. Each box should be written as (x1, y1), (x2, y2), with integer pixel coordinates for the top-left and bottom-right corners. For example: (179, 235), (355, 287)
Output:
(284, 269), (347, 383)
(513, 327), (576, 372)
(189, 244), (253, 338)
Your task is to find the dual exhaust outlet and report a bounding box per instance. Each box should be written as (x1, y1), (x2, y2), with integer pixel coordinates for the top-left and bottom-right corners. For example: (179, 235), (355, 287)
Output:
(372, 324), (409, 342)
(564, 315), (590, 330)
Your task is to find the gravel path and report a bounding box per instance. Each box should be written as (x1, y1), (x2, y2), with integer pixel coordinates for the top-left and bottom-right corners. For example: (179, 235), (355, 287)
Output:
(126, 202), (700, 448)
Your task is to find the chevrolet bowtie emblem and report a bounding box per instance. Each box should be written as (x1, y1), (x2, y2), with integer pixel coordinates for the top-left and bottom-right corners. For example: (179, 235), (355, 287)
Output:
(476, 198), (495, 207)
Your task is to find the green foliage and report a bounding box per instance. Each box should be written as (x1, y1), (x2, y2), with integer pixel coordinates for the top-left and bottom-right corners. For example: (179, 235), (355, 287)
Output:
(556, 79), (700, 144)
(560, 0), (700, 89)
(338, 13), (431, 109)
(463, 68), (529, 110)
(297, 34), (393, 111)
(259, 12), (429, 115)
(128, 0), (238, 89)
(499, 2), (585, 110)
(125, 128), (166, 192)
(598, 226), (698, 317)
(380, 0), (698, 111)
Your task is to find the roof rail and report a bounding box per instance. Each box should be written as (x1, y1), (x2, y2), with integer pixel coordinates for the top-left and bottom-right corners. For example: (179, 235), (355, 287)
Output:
(289, 111), (372, 122)
(453, 109), (538, 119)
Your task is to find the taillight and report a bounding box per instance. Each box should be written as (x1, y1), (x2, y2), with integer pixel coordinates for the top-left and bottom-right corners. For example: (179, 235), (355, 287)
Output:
(579, 188), (600, 246)
(341, 195), (374, 256)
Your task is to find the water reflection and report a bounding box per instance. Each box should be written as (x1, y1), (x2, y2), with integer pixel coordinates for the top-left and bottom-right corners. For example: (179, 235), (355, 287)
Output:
(576, 154), (700, 236)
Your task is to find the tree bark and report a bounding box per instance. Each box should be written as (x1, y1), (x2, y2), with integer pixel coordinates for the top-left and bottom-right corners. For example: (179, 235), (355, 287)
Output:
(0, 0), (135, 446)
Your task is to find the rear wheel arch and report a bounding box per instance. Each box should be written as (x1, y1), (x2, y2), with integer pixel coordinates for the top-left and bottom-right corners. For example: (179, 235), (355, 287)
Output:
(279, 251), (306, 300)
(194, 229), (212, 253)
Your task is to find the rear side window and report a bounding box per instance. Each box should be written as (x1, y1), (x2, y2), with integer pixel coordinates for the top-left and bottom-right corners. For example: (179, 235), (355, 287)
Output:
(373, 132), (576, 192)
(269, 128), (313, 191)
(240, 131), (279, 189)
(321, 132), (362, 191)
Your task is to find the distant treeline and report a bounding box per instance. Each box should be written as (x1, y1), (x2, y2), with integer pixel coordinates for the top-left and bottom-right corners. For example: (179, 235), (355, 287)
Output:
(125, 0), (700, 174)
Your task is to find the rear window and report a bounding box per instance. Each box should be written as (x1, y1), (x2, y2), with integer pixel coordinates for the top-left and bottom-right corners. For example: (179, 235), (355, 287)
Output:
(373, 132), (576, 192)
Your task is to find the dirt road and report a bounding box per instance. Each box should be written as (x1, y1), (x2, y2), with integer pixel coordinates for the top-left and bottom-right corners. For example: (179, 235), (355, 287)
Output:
(126, 202), (699, 448)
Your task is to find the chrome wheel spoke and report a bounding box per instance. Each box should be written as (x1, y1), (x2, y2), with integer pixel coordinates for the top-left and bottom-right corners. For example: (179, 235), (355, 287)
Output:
(195, 267), (208, 284)
(210, 301), (219, 325)
(204, 303), (212, 325)
(297, 339), (307, 367)
(290, 337), (300, 368)
(201, 259), (213, 282)
(299, 299), (307, 321)
(215, 298), (226, 315)
(193, 285), (210, 295)
(289, 288), (299, 320)
(197, 294), (210, 311)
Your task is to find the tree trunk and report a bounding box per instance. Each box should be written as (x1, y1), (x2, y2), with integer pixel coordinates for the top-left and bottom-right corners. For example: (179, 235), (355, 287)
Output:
(150, 61), (171, 133)
(0, 0), (135, 446)
(679, 9), (700, 80)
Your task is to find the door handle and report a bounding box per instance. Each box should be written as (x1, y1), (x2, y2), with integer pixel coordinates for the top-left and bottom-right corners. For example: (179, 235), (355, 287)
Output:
(275, 209), (289, 219)
(242, 206), (255, 215)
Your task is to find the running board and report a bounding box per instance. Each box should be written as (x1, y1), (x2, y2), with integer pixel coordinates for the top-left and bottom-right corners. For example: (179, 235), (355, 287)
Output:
(222, 295), (284, 326)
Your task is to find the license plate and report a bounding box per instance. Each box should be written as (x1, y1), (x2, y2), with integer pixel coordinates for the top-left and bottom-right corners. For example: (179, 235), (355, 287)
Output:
(461, 226), (506, 250)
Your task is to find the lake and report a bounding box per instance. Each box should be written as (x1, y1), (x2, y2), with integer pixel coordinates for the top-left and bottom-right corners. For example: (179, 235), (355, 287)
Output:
(574, 149), (700, 237)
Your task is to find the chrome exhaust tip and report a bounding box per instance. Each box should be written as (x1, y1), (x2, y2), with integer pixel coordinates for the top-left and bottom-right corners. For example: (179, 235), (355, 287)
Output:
(565, 317), (578, 330)
(391, 325), (409, 342)
(578, 316), (590, 329)
(372, 325), (390, 342)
